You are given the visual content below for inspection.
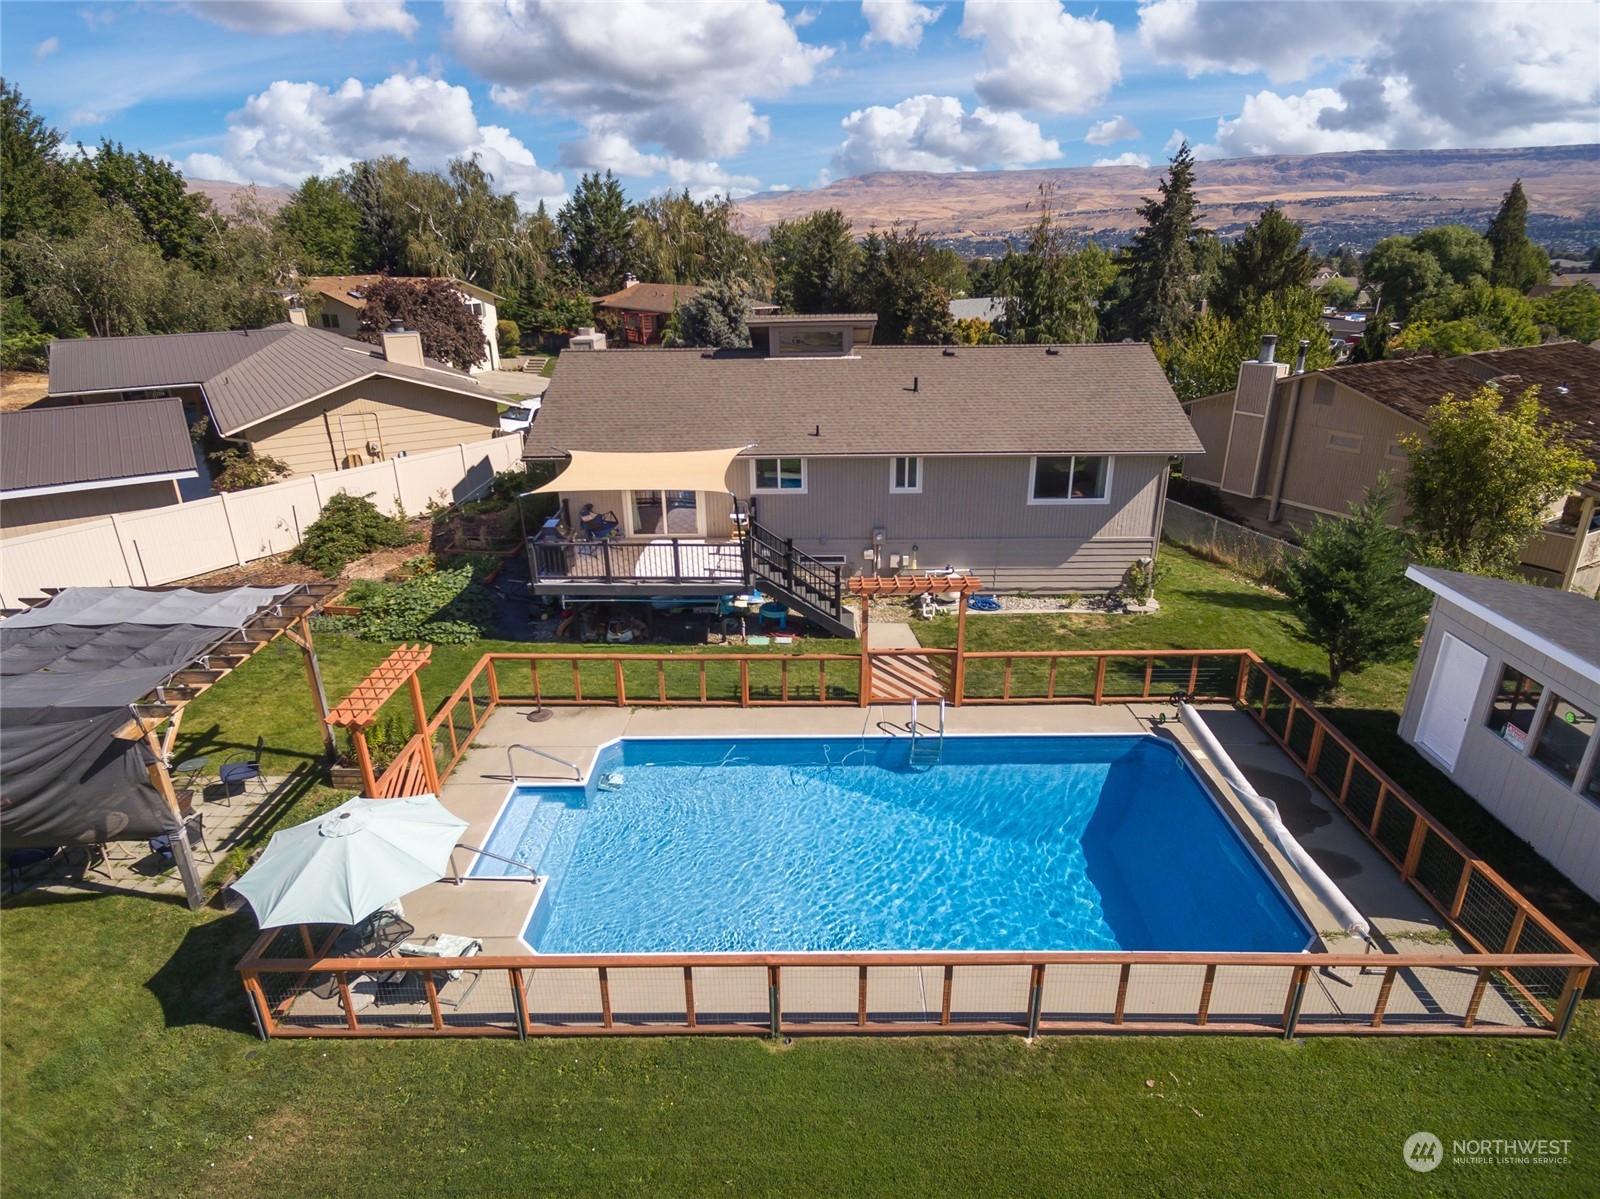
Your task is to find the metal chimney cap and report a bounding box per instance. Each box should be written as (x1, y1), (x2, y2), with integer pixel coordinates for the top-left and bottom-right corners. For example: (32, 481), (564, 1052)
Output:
(387, 317), (406, 333)
(1258, 334), (1278, 363)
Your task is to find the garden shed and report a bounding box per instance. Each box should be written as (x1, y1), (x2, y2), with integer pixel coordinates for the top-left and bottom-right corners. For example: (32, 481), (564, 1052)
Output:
(1400, 565), (1600, 901)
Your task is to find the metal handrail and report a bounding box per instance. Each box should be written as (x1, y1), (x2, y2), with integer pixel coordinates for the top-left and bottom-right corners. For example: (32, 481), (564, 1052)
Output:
(449, 842), (541, 885)
(507, 744), (582, 781)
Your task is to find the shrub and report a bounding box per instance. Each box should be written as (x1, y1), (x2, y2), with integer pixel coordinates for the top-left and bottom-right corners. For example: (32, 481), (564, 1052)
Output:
(291, 492), (414, 577)
(209, 447), (291, 492)
(354, 564), (493, 643)
(496, 318), (521, 358)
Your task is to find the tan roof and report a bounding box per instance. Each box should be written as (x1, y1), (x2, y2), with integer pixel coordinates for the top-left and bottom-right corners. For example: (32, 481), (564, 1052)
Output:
(300, 274), (503, 306)
(747, 313), (879, 326)
(526, 343), (1201, 458)
(47, 324), (493, 437)
(1315, 342), (1599, 456)
(591, 282), (700, 314)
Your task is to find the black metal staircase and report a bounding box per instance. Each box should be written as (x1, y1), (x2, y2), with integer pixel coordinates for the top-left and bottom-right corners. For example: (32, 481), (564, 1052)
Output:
(743, 520), (857, 638)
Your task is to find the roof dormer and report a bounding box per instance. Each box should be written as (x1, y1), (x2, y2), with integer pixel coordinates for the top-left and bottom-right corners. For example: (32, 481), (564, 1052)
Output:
(746, 313), (878, 358)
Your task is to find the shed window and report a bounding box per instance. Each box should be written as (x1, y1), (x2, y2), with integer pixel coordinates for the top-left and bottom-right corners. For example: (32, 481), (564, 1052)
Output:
(320, 313), (341, 329)
(1385, 442), (1409, 460)
(1312, 379), (1334, 405)
(1029, 456), (1110, 503)
(1326, 432), (1362, 453)
(753, 457), (806, 492)
(1486, 665), (1543, 751)
(1532, 695), (1595, 787)
(890, 456), (921, 493)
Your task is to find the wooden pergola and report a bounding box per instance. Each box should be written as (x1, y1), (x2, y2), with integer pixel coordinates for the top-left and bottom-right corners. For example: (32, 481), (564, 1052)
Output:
(325, 644), (435, 796)
(848, 573), (986, 704)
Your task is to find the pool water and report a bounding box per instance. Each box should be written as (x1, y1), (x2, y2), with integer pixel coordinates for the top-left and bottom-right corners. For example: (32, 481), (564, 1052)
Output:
(474, 736), (1315, 954)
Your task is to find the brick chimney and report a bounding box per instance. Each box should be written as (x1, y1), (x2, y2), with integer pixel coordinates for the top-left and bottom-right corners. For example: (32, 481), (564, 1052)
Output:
(379, 318), (424, 368)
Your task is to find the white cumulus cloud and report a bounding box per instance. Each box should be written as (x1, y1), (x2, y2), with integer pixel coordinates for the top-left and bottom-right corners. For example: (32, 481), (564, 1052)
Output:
(449, 0), (829, 180)
(1093, 152), (1151, 168)
(861, 0), (943, 49)
(959, 0), (1119, 115)
(834, 94), (1061, 174)
(33, 36), (60, 61)
(182, 74), (564, 207)
(1143, 1), (1600, 156)
(184, 1), (417, 36)
(1085, 115), (1140, 146)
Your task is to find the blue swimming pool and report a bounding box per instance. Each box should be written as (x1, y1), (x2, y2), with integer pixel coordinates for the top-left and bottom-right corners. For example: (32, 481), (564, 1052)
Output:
(474, 735), (1315, 954)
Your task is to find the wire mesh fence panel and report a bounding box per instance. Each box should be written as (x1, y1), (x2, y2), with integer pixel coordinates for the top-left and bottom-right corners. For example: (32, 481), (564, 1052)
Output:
(701, 660), (745, 704)
(523, 967), (606, 1028)
(1373, 797), (1416, 866)
(689, 966), (769, 1027)
(1120, 964), (1208, 1023)
(1284, 706), (1317, 764)
(439, 967), (521, 1031)
(1202, 965), (1299, 1027)
(1193, 656), (1245, 699)
(864, 966), (940, 1023)
(1412, 829), (1468, 912)
(779, 965), (860, 1025)
(1312, 737), (1352, 801)
(1038, 963), (1122, 1023)
(1242, 662), (1270, 710)
(1506, 922), (1577, 1024)
(946, 965), (1032, 1025)
(1340, 764), (1382, 830)
(1261, 686), (1291, 738)
(616, 658), (661, 704)
(1100, 656), (1149, 698)
(960, 656), (1011, 700)
(1375, 964), (1517, 1029)
(1455, 870), (1520, 956)
(607, 967), (690, 1027)
(255, 970), (343, 1031)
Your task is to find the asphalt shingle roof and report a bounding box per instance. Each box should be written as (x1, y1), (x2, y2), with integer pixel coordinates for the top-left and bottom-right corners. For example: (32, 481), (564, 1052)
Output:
(527, 343), (1202, 457)
(1408, 565), (1600, 678)
(1, 397), (194, 492)
(592, 283), (701, 314)
(46, 325), (492, 436)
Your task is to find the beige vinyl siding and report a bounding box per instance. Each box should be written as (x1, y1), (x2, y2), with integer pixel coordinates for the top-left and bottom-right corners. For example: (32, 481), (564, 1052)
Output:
(1270, 378), (1420, 520)
(0, 479), (180, 539)
(240, 377), (500, 476)
(1181, 395), (1232, 485)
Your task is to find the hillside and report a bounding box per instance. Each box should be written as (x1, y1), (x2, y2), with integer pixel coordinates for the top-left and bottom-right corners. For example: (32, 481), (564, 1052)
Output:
(185, 178), (295, 215)
(736, 145), (1600, 253)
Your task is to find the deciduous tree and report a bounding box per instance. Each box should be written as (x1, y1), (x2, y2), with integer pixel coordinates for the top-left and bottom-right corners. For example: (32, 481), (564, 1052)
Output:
(278, 175), (363, 274)
(766, 209), (859, 313)
(851, 224), (955, 345)
(1533, 282), (1600, 343)
(1402, 385), (1593, 577)
(995, 185), (1114, 344)
(355, 277), (489, 370)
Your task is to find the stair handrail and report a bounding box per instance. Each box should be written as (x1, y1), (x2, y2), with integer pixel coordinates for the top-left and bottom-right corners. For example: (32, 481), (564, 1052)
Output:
(507, 744), (582, 781)
(448, 843), (541, 885)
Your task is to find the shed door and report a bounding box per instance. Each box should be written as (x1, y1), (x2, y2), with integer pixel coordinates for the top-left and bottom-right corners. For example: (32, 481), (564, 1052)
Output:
(1416, 632), (1487, 770)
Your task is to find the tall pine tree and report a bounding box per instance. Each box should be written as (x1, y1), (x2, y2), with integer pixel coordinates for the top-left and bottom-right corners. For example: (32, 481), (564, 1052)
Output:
(1486, 179), (1550, 293)
(1106, 140), (1204, 343)
(1212, 205), (1312, 320)
(557, 171), (634, 293)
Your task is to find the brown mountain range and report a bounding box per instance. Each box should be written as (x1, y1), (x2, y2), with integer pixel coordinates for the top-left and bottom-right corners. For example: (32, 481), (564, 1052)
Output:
(736, 145), (1600, 252)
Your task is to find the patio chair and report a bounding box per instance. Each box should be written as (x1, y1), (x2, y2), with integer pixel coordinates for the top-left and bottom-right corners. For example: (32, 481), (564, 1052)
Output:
(148, 813), (215, 866)
(217, 737), (267, 804)
(5, 846), (64, 892)
(310, 909), (416, 1002)
(578, 504), (621, 540)
(386, 934), (486, 1009)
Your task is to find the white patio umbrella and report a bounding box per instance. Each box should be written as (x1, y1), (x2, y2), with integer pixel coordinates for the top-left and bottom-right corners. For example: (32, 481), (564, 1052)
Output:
(233, 793), (469, 928)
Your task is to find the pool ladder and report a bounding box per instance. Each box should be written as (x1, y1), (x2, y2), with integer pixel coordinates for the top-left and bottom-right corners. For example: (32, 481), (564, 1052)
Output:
(908, 697), (946, 767)
(507, 744), (583, 782)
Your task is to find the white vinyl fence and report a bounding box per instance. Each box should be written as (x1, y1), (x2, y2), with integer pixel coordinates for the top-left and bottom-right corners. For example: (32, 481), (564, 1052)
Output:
(0, 437), (523, 608)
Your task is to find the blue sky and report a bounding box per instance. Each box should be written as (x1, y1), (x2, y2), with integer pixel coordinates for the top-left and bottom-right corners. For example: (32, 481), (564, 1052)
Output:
(3, 1), (1595, 209)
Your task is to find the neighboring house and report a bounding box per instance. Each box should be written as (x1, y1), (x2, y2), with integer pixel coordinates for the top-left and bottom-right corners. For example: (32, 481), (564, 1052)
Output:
(1529, 276), (1600, 299)
(44, 323), (503, 478)
(0, 398), (196, 539)
(295, 275), (505, 372)
(591, 277), (702, 346)
(1182, 340), (1600, 594)
(522, 313), (1200, 636)
(950, 297), (1006, 325)
(1400, 565), (1600, 902)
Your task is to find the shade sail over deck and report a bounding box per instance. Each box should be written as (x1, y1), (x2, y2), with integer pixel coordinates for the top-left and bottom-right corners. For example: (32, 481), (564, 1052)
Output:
(533, 447), (748, 494)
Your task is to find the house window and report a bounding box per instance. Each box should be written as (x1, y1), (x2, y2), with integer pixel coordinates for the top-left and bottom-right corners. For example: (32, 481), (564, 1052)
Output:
(630, 490), (699, 536)
(890, 457), (921, 493)
(320, 313), (341, 329)
(1487, 665), (1543, 751)
(1029, 455), (1110, 503)
(1386, 441), (1408, 460)
(1531, 695), (1595, 786)
(776, 328), (845, 356)
(753, 457), (806, 493)
(1312, 379), (1334, 405)
(468, 301), (485, 317)
(1326, 432), (1362, 453)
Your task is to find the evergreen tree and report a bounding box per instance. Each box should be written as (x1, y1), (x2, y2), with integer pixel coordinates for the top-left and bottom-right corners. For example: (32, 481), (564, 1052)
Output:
(1212, 205), (1312, 320)
(557, 170), (634, 293)
(666, 277), (753, 348)
(82, 140), (214, 266)
(1349, 314), (1390, 363)
(1486, 179), (1551, 292)
(1105, 140), (1204, 343)
(278, 175), (363, 274)
(1, 81), (91, 242)
(1277, 478), (1430, 688)
(766, 209), (859, 313)
(851, 224), (956, 345)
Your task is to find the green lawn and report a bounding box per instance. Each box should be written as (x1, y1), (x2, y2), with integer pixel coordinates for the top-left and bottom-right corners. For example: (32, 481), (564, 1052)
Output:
(4, 545), (1598, 1197)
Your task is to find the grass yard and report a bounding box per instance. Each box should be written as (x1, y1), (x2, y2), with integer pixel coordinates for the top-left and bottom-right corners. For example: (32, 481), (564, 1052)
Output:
(3, 545), (1598, 1197)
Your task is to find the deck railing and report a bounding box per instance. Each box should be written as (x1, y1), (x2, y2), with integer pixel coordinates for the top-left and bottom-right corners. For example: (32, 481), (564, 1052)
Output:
(301, 644), (1596, 1042)
(237, 941), (1591, 1041)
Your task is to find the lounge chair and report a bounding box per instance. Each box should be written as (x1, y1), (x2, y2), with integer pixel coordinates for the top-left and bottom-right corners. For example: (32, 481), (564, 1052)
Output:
(387, 934), (487, 1009)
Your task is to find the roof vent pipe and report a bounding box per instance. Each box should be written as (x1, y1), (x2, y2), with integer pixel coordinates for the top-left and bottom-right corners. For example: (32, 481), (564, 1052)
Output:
(1258, 334), (1278, 364)
(388, 317), (406, 333)
(1293, 339), (1310, 374)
